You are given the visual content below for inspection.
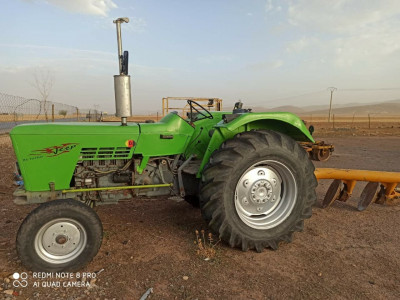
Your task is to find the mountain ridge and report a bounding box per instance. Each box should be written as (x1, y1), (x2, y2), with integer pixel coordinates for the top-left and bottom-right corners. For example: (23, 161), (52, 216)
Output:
(251, 99), (400, 115)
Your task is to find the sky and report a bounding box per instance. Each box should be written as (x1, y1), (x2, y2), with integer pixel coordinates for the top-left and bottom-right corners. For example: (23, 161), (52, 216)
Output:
(1, 0), (400, 113)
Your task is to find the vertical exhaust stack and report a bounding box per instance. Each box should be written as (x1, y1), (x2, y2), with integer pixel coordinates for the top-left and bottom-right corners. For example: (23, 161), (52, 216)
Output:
(113, 17), (132, 126)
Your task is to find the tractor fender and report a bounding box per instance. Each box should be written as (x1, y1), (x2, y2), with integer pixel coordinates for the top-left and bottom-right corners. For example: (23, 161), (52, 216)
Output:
(216, 112), (314, 142)
(196, 112), (314, 178)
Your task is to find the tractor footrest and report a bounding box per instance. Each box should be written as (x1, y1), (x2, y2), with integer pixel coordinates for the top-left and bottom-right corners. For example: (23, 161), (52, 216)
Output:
(168, 196), (184, 202)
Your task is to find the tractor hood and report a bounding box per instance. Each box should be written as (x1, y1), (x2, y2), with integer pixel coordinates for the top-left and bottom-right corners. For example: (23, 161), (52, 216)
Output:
(10, 121), (140, 136)
(10, 122), (141, 191)
(9, 113), (195, 192)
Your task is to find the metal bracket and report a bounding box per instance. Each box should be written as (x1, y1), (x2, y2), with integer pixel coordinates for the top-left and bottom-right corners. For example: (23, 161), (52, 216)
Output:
(178, 155), (194, 197)
(136, 156), (150, 174)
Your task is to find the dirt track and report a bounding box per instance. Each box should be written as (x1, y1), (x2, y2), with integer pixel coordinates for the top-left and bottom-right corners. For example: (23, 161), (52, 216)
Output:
(1, 133), (400, 299)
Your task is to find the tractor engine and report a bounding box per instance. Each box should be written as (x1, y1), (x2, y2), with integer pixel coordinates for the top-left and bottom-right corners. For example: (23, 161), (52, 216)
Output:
(73, 157), (176, 205)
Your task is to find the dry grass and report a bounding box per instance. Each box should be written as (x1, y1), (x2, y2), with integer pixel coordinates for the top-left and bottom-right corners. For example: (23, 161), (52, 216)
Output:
(194, 230), (221, 260)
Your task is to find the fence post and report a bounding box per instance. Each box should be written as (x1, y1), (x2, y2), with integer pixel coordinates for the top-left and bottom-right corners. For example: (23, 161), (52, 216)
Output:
(52, 104), (55, 122)
(368, 114), (371, 129)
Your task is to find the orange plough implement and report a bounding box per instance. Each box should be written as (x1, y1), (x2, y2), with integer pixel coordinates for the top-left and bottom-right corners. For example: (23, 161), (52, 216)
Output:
(315, 168), (400, 211)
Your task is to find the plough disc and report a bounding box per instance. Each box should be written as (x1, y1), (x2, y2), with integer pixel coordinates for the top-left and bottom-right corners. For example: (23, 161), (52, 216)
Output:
(315, 168), (400, 211)
(358, 182), (380, 211)
(322, 179), (341, 208)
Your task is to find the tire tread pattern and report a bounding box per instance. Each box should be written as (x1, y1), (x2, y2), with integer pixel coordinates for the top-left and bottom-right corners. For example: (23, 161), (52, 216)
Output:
(17, 199), (103, 272)
(200, 130), (317, 252)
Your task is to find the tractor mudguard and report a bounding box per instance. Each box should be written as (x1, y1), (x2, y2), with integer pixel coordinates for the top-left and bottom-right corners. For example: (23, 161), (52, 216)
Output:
(216, 112), (314, 142)
(196, 112), (314, 177)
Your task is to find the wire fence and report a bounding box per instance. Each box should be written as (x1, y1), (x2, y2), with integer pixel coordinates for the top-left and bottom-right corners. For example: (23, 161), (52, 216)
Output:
(0, 92), (104, 134)
(0, 92), (105, 188)
(300, 113), (400, 129)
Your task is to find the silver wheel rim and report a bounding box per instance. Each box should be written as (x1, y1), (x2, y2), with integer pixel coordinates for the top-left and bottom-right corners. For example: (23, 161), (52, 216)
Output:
(34, 218), (87, 264)
(235, 160), (298, 230)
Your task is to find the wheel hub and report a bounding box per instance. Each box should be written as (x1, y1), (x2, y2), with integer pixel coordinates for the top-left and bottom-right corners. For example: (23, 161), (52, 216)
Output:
(40, 221), (82, 256)
(250, 180), (273, 204)
(235, 160), (298, 230)
(237, 167), (282, 215)
(55, 235), (68, 245)
(35, 218), (87, 264)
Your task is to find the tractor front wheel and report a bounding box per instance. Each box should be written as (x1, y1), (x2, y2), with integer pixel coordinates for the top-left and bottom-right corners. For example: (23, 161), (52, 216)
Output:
(200, 130), (317, 251)
(17, 199), (103, 271)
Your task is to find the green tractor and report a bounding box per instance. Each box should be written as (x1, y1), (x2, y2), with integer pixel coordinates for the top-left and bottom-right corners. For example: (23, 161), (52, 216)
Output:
(10, 18), (317, 271)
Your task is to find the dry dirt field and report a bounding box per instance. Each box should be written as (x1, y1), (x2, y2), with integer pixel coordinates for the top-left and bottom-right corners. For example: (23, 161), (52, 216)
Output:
(0, 122), (400, 300)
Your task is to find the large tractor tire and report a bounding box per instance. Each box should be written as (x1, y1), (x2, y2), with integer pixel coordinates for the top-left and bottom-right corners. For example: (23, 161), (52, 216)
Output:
(200, 130), (317, 251)
(17, 199), (103, 271)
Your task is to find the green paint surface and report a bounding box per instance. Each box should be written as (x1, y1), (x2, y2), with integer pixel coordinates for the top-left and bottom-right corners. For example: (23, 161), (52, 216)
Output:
(11, 111), (313, 192)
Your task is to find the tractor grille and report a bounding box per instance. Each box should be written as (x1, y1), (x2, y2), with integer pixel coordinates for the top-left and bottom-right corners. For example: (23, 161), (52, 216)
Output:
(80, 147), (132, 160)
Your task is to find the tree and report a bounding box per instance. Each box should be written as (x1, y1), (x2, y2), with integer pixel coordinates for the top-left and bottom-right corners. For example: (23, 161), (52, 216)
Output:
(32, 68), (54, 121)
(59, 110), (67, 118)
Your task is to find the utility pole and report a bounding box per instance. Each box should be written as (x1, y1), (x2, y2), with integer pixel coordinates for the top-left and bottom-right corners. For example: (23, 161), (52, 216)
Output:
(327, 87), (337, 122)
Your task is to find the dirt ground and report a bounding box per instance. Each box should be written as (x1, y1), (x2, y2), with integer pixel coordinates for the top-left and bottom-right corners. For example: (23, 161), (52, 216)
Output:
(0, 124), (399, 299)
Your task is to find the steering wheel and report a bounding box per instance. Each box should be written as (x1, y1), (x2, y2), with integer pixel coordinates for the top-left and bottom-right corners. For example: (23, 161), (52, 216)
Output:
(187, 100), (213, 121)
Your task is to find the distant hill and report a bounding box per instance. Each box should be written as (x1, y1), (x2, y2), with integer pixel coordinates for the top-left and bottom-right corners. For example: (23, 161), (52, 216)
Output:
(383, 99), (400, 104)
(250, 99), (400, 116)
(306, 102), (400, 115)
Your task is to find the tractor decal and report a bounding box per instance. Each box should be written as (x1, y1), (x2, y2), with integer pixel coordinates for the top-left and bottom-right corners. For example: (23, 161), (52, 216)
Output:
(30, 143), (79, 157)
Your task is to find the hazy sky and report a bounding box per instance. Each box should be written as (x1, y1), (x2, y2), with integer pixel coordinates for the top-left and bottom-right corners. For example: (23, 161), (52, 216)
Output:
(1, 0), (400, 113)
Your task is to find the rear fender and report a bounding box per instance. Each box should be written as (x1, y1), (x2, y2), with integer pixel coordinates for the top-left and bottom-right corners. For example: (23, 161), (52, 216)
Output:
(196, 112), (314, 177)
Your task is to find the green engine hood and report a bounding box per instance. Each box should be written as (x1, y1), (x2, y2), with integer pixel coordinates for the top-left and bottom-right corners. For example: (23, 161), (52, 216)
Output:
(10, 122), (141, 191)
(10, 114), (195, 192)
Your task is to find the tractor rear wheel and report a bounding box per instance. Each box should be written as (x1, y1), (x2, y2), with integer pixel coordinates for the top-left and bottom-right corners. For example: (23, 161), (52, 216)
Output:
(17, 199), (103, 271)
(200, 130), (317, 251)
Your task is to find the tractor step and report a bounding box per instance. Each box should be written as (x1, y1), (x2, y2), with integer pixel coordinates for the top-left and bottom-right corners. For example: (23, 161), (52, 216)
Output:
(168, 196), (184, 202)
